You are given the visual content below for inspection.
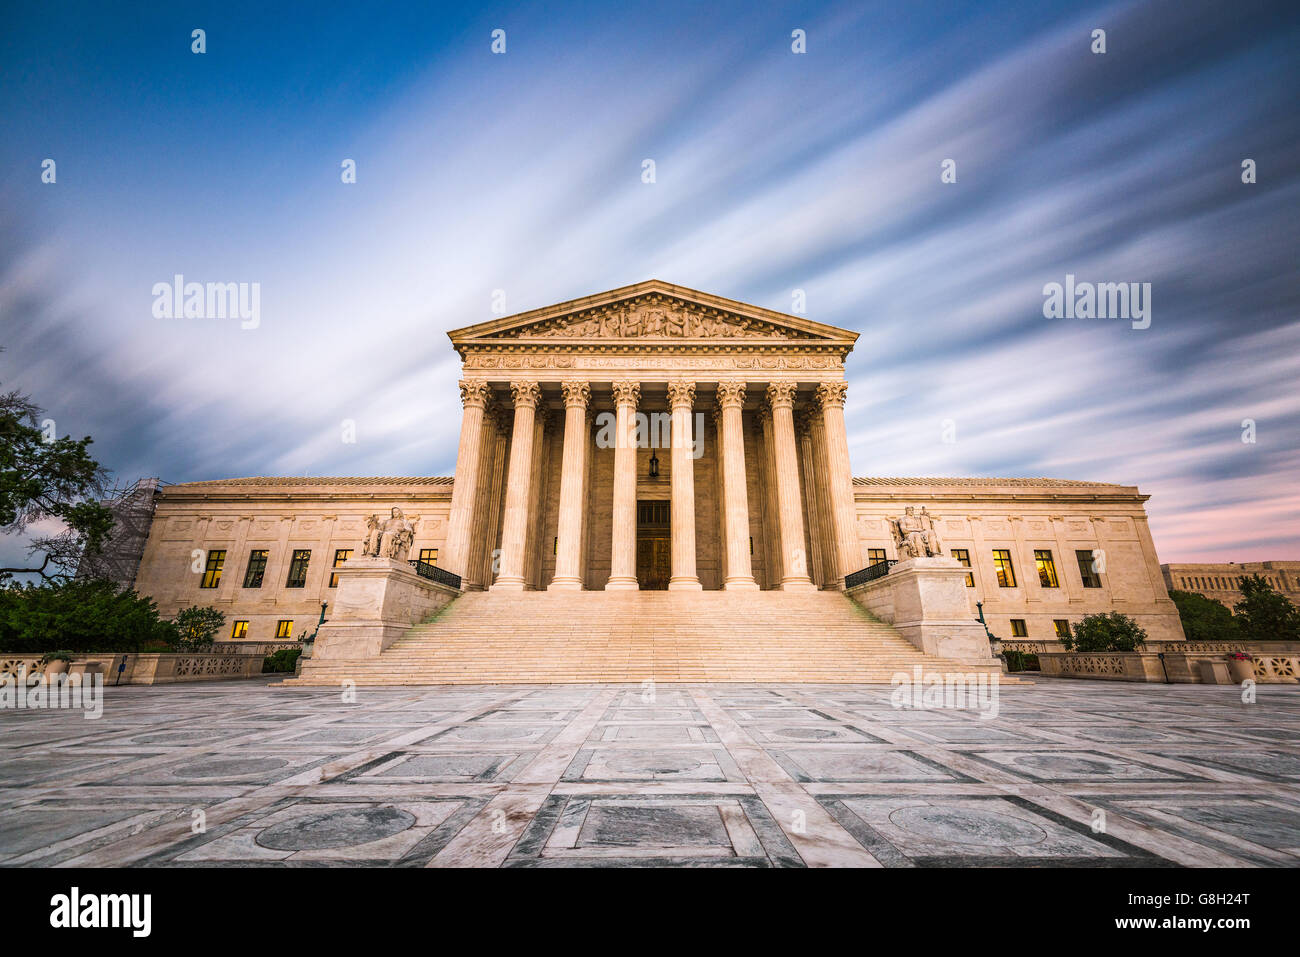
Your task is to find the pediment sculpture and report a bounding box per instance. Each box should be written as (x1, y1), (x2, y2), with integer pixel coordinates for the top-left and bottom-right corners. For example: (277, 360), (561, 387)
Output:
(492, 298), (815, 340)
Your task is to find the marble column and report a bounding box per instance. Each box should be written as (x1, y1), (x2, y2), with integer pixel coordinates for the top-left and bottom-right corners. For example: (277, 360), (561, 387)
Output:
(796, 411), (827, 588)
(522, 406), (550, 588)
(716, 381), (758, 590)
(767, 383), (816, 590)
(606, 380), (640, 590)
(757, 403), (780, 587)
(667, 380), (702, 590)
(443, 379), (491, 585)
(492, 381), (542, 591)
(816, 380), (859, 589)
(466, 403), (505, 590)
(550, 381), (591, 590)
(712, 406), (728, 587)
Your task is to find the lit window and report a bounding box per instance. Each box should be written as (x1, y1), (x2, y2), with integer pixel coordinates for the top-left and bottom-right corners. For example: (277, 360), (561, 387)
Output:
(285, 549), (311, 588)
(418, 548), (438, 566)
(275, 620), (293, 639)
(1009, 619), (1028, 637)
(867, 548), (887, 566)
(200, 550), (225, 589)
(329, 548), (353, 588)
(1035, 550), (1060, 588)
(230, 620), (249, 639)
(1075, 550), (1102, 588)
(951, 548), (974, 587)
(243, 549), (268, 588)
(993, 549), (1016, 588)
(1053, 619), (1070, 638)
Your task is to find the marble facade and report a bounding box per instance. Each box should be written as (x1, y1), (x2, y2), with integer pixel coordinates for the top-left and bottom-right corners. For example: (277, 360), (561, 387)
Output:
(130, 281), (1185, 647)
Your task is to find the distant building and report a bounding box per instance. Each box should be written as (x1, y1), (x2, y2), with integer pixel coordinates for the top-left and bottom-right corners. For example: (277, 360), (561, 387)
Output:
(1161, 561), (1300, 607)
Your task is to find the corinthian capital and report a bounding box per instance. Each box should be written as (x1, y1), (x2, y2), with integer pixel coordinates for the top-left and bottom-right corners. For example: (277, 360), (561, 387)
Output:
(560, 380), (592, 409)
(509, 381), (542, 409)
(611, 380), (641, 407)
(715, 380), (747, 410)
(814, 381), (848, 410)
(766, 382), (798, 409)
(666, 379), (696, 409)
(459, 379), (492, 410)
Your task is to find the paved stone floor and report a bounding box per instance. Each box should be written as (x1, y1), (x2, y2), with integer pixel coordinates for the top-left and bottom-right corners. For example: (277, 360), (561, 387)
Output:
(2, 678), (1298, 867)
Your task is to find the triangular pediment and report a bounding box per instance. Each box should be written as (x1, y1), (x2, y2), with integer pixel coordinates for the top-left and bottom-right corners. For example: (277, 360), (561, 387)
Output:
(447, 280), (858, 347)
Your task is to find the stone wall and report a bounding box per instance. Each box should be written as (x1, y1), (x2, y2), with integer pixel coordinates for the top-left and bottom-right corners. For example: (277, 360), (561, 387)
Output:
(1, 653), (266, 685)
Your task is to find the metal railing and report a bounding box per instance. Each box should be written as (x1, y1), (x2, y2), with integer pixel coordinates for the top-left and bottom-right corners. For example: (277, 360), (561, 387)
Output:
(844, 559), (897, 589)
(409, 560), (462, 590)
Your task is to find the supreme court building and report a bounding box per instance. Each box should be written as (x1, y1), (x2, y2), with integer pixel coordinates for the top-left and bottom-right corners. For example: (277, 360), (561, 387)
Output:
(131, 282), (1185, 679)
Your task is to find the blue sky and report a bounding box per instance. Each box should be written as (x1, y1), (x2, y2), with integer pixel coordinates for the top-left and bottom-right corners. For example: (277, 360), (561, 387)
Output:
(1, 0), (1298, 565)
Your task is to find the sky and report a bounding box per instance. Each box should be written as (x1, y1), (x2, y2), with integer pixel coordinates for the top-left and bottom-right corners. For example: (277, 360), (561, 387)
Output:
(1, 0), (1297, 567)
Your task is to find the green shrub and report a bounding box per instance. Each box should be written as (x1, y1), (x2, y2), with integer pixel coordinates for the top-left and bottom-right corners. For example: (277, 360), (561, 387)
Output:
(262, 648), (302, 673)
(0, 579), (170, 654)
(1168, 589), (1240, 642)
(172, 606), (225, 651)
(1001, 650), (1041, 672)
(1062, 612), (1148, 652)
(1234, 574), (1300, 642)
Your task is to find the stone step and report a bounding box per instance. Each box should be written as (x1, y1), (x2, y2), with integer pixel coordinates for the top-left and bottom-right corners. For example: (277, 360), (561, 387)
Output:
(287, 588), (1010, 686)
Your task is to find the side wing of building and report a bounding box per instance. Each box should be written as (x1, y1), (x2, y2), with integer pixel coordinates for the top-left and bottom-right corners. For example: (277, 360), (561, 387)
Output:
(852, 477), (1185, 643)
(132, 477), (453, 641)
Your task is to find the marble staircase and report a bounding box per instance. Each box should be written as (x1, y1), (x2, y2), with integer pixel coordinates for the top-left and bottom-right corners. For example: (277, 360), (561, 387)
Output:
(286, 590), (1006, 685)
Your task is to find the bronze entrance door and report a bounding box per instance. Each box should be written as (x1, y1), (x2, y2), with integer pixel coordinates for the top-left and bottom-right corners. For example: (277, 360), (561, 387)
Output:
(636, 501), (670, 590)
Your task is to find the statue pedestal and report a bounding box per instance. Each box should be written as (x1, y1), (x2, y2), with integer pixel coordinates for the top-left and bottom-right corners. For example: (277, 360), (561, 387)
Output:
(311, 557), (460, 660)
(847, 557), (994, 663)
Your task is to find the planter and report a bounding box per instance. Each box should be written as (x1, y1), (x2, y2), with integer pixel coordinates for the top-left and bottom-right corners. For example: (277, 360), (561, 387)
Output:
(1227, 658), (1254, 682)
(43, 660), (69, 679)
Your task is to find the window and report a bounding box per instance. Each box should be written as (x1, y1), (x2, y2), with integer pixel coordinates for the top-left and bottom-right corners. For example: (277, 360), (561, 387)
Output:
(329, 548), (353, 587)
(200, 549), (225, 589)
(867, 548), (887, 566)
(992, 549), (1016, 587)
(275, 620), (293, 639)
(243, 549), (268, 588)
(418, 548), (438, 566)
(951, 548), (975, 587)
(1075, 549), (1102, 588)
(230, 620), (249, 639)
(1053, 619), (1070, 638)
(1035, 549), (1060, 588)
(285, 549), (311, 588)
(1010, 619), (1028, 637)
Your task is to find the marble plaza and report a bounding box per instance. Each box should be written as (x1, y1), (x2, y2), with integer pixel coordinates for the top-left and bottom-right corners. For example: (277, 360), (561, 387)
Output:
(2, 678), (1298, 867)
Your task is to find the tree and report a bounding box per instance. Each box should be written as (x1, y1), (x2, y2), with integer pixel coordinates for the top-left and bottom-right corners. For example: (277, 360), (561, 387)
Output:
(1168, 589), (1241, 643)
(0, 380), (114, 581)
(1062, 612), (1148, 652)
(1234, 574), (1300, 642)
(0, 579), (173, 654)
(172, 606), (226, 650)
